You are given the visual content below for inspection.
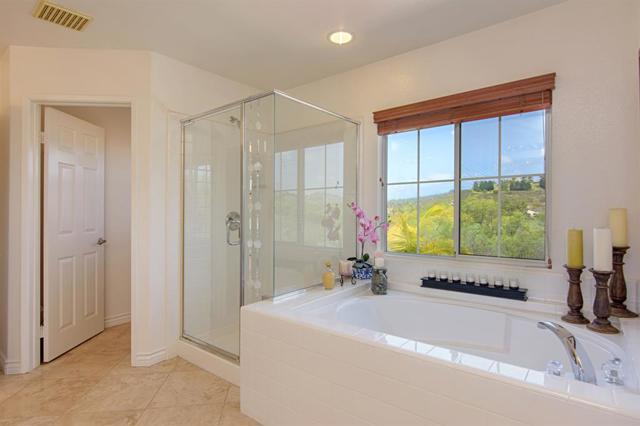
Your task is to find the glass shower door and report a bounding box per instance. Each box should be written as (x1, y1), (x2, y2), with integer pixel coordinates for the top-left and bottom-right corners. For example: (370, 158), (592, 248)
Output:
(183, 106), (242, 359)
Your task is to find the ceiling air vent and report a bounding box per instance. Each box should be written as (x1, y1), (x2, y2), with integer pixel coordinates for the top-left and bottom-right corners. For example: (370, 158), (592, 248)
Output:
(33, 1), (92, 31)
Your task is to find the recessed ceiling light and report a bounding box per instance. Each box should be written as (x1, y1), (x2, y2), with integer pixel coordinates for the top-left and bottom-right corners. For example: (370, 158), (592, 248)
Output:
(329, 31), (353, 45)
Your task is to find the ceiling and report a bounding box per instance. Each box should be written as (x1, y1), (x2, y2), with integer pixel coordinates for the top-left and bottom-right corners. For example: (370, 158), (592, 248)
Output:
(0, 0), (565, 89)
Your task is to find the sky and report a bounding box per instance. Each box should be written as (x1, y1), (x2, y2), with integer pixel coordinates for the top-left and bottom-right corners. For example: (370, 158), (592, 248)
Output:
(387, 110), (545, 201)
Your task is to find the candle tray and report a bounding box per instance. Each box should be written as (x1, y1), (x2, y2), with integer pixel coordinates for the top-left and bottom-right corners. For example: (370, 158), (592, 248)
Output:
(420, 277), (528, 301)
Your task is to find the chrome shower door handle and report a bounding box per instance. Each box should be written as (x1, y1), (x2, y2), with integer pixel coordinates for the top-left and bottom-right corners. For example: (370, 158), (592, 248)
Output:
(225, 211), (241, 246)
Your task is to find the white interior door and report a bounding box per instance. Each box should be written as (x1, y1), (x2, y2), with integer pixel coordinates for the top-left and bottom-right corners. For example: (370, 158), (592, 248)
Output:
(43, 107), (105, 361)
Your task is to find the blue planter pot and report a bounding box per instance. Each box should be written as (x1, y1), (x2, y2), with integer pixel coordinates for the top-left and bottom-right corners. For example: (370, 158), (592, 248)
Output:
(353, 266), (373, 280)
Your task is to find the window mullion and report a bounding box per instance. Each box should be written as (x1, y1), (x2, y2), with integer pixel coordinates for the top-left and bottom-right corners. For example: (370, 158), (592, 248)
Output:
(544, 109), (551, 264)
(297, 149), (304, 246)
(382, 135), (388, 252)
(454, 123), (461, 256)
(416, 131), (420, 254)
(497, 116), (503, 258)
(323, 146), (327, 247)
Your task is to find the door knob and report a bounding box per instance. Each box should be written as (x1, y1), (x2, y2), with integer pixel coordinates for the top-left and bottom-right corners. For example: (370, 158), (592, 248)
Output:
(97, 238), (107, 246)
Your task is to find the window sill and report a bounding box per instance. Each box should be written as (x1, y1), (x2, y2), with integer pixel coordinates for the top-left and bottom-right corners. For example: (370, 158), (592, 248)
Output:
(383, 251), (551, 271)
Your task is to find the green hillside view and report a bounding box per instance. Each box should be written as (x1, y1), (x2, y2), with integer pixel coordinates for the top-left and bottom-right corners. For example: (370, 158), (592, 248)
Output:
(387, 177), (545, 260)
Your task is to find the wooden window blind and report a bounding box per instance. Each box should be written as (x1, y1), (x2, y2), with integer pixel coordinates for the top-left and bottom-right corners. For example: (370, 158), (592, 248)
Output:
(373, 73), (556, 135)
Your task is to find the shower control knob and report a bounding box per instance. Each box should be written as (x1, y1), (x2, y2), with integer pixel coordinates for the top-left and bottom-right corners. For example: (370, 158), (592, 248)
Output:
(546, 360), (563, 376)
(602, 358), (624, 385)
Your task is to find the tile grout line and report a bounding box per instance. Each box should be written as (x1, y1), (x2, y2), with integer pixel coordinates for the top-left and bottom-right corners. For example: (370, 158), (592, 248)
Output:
(0, 325), (260, 425)
(0, 327), (132, 423)
(139, 364), (176, 414)
(217, 384), (233, 426)
(53, 335), (133, 420)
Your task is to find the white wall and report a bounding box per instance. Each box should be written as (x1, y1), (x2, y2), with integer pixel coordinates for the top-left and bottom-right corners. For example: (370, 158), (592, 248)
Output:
(289, 0), (640, 307)
(54, 106), (132, 327)
(4, 0), (637, 373)
(637, 1), (640, 47)
(148, 52), (257, 359)
(4, 46), (151, 372)
(0, 48), (10, 372)
(2, 46), (257, 373)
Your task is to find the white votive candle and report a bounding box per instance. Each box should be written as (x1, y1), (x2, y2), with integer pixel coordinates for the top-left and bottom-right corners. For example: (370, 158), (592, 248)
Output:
(609, 208), (628, 247)
(374, 257), (385, 268)
(593, 228), (613, 271)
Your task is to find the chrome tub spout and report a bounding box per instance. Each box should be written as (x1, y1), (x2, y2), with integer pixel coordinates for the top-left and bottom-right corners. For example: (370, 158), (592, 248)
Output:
(537, 321), (597, 384)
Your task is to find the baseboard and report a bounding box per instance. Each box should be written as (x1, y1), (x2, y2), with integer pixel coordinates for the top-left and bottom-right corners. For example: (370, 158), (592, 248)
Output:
(0, 350), (22, 375)
(133, 348), (168, 367)
(175, 339), (240, 386)
(104, 312), (131, 328)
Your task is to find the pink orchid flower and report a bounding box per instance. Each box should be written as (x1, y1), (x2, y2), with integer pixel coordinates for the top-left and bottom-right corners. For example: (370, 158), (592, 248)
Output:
(348, 202), (390, 263)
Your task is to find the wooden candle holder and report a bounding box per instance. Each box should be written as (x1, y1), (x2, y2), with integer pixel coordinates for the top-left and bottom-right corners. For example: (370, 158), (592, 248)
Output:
(561, 265), (589, 325)
(587, 269), (619, 334)
(610, 246), (638, 318)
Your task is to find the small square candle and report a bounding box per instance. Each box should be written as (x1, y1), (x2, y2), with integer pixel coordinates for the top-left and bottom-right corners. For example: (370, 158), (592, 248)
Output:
(338, 260), (353, 276)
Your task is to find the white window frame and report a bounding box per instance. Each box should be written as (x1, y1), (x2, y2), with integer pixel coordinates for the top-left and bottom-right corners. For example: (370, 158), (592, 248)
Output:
(380, 109), (552, 268)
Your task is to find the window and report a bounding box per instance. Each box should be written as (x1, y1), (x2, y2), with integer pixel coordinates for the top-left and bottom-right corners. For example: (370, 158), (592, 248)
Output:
(384, 110), (547, 261)
(386, 126), (455, 255)
(274, 142), (345, 248)
(303, 142), (344, 248)
(274, 150), (298, 242)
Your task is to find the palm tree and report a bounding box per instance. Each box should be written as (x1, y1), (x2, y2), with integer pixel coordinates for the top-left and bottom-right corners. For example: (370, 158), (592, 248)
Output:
(387, 211), (417, 253)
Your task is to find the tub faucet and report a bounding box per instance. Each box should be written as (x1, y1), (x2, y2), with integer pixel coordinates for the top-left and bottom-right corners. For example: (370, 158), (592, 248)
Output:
(537, 321), (597, 384)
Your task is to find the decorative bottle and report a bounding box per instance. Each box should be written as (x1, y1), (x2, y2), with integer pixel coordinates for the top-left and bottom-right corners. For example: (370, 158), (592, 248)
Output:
(323, 261), (335, 290)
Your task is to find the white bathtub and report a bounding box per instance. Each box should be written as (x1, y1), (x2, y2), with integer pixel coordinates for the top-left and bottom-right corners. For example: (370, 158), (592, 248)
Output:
(241, 283), (640, 426)
(308, 291), (637, 390)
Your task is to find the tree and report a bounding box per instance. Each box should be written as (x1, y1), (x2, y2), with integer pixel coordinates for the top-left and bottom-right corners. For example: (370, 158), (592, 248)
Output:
(386, 180), (544, 259)
(473, 180), (495, 192)
(509, 177), (532, 191)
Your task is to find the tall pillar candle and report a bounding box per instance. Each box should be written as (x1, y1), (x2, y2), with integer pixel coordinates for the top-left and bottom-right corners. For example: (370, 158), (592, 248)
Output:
(567, 229), (584, 268)
(609, 208), (628, 247)
(593, 228), (613, 271)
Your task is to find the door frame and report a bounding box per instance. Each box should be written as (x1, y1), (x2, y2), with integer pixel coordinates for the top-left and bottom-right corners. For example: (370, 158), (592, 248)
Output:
(20, 96), (137, 372)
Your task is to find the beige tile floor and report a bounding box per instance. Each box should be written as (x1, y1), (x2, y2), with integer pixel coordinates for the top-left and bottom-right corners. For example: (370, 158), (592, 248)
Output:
(0, 324), (260, 426)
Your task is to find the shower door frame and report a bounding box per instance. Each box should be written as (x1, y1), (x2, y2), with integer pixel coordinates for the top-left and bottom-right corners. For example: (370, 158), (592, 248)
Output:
(180, 101), (246, 362)
(179, 90), (361, 363)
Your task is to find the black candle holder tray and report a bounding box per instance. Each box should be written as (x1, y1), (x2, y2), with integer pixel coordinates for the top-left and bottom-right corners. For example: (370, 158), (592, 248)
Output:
(420, 277), (528, 301)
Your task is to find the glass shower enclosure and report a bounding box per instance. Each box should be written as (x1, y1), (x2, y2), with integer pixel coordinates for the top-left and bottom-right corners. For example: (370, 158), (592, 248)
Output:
(181, 91), (359, 360)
